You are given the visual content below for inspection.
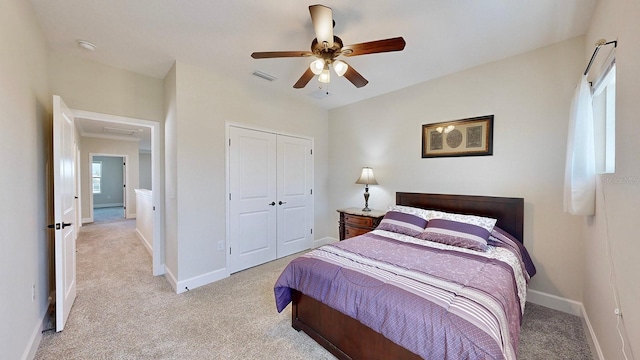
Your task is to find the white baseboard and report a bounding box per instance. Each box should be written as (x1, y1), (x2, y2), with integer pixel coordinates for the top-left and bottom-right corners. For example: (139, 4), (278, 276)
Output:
(165, 266), (229, 294)
(93, 203), (124, 208)
(314, 236), (337, 248)
(164, 267), (178, 293)
(82, 217), (93, 224)
(526, 289), (583, 316)
(526, 289), (603, 359)
(22, 301), (50, 360)
(581, 305), (605, 360)
(135, 228), (152, 255)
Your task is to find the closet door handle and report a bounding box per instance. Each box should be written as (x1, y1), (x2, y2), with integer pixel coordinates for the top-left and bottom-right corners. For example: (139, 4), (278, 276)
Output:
(268, 202), (276, 206)
(278, 201), (287, 205)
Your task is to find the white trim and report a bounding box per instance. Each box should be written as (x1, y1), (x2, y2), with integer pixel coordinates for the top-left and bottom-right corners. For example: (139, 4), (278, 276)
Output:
(93, 203), (124, 208)
(82, 217), (92, 224)
(164, 267), (178, 293)
(21, 301), (50, 360)
(526, 289), (582, 316)
(581, 305), (605, 360)
(174, 268), (229, 294)
(136, 228), (153, 255)
(314, 236), (337, 248)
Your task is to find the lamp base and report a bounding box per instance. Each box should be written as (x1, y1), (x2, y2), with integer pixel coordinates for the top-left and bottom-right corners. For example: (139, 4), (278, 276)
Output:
(362, 186), (371, 212)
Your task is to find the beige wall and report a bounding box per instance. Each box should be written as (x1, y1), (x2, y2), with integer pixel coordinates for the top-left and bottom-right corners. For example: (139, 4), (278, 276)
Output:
(329, 37), (587, 301)
(0, 0), (52, 359)
(49, 53), (164, 122)
(164, 61), (329, 284)
(79, 137), (140, 220)
(583, 0), (640, 358)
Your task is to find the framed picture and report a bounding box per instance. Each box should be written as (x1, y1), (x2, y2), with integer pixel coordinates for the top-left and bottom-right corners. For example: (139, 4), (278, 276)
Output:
(422, 115), (494, 158)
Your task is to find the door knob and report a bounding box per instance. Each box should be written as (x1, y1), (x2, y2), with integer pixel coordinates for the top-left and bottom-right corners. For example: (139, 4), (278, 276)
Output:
(268, 202), (276, 206)
(278, 201), (287, 205)
(62, 222), (72, 229)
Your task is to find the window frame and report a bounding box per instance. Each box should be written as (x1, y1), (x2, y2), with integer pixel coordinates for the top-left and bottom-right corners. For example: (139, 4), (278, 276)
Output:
(92, 161), (102, 194)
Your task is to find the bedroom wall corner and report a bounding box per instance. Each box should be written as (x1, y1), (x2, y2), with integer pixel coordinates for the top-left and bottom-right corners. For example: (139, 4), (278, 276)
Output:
(582, 0), (640, 358)
(328, 36), (587, 304)
(167, 60), (329, 289)
(0, 1), (52, 359)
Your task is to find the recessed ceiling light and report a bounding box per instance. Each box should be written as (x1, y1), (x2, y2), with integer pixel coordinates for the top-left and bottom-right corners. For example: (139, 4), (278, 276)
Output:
(77, 40), (96, 51)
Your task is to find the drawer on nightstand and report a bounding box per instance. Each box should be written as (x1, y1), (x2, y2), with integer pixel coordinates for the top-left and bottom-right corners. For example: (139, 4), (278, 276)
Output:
(343, 214), (375, 227)
(344, 226), (370, 239)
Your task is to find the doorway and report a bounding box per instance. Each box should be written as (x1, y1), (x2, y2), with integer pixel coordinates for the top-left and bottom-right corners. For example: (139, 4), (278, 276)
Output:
(90, 154), (126, 223)
(73, 109), (164, 276)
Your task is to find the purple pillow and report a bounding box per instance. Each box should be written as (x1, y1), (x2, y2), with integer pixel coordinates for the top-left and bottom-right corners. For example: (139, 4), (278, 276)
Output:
(377, 211), (428, 237)
(418, 218), (490, 251)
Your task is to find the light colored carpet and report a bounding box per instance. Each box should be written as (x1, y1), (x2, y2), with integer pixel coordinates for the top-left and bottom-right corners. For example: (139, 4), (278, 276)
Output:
(36, 220), (592, 359)
(92, 206), (125, 223)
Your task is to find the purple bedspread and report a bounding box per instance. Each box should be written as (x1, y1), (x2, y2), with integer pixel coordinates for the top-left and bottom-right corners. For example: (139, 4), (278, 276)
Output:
(274, 230), (533, 360)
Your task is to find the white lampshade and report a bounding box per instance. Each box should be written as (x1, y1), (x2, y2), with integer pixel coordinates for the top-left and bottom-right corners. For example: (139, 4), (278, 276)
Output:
(318, 68), (330, 83)
(333, 60), (348, 77)
(355, 167), (378, 185)
(310, 59), (324, 75)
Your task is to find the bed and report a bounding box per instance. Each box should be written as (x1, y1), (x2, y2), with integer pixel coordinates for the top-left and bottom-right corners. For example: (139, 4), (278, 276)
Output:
(275, 192), (535, 359)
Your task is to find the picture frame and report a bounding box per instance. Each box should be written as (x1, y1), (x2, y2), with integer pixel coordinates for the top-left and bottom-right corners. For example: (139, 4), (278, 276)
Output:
(422, 115), (494, 158)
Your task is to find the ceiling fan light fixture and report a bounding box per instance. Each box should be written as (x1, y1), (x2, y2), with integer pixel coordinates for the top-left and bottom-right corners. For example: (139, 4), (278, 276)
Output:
(310, 59), (325, 75)
(333, 60), (348, 77)
(318, 68), (331, 83)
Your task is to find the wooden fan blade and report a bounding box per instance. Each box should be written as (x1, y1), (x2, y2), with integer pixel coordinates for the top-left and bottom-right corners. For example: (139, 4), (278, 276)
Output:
(343, 64), (368, 88)
(309, 5), (334, 48)
(293, 68), (315, 89)
(342, 37), (406, 57)
(251, 51), (313, 59)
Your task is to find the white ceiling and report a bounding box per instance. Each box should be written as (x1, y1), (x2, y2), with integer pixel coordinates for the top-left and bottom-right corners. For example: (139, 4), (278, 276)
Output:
(30, 0), (596, 111)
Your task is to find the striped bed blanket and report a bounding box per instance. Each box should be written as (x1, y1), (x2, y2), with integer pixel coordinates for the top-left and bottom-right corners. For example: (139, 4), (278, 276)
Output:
(274, 229), (532, 359)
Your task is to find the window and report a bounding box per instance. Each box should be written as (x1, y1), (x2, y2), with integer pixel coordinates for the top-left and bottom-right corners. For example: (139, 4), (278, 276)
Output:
(92, 161), (102, 194)
(592, 60), (616, 174)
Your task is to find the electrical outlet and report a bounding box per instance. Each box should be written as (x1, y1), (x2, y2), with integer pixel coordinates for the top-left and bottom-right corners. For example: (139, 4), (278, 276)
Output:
(31, 284), (36, 302)
(217, 241), (224, 251)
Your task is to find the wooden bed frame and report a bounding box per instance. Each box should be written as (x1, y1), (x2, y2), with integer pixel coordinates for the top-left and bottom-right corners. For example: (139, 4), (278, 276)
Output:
(291, 192), (524, 360)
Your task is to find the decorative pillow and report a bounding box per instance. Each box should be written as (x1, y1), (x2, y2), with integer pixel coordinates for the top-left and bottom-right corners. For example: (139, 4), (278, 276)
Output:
(387, 205), (431, 221)
(377, 211), (428, 237)
(425, 210), (497, 232)
(418, 218), (491, 251)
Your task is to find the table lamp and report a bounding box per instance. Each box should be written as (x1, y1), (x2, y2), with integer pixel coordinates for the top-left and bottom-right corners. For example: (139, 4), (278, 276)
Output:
(355, 167), (378, 212)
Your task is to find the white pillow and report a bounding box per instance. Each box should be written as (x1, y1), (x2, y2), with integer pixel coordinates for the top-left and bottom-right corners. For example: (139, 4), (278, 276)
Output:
(387, 205), (431, 221)
(425, 210), (497, 232)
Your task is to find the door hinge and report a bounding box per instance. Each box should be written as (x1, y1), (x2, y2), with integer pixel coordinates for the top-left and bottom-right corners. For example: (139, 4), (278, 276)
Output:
(153, 206), (155, 211)
(123, 162), (126, 166)
(310, 189), (313, 195)
(229, 247), (232, 255)
(310, 149), (313, 155)
(229, 193), (231, 201)
(229, 139), (231, 146)
(310, 228), (313, 234)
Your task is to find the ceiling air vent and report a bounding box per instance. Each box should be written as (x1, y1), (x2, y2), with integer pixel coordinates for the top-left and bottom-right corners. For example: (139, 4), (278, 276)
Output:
(103, 127), (142, 136)
(252, 71), (277, 81)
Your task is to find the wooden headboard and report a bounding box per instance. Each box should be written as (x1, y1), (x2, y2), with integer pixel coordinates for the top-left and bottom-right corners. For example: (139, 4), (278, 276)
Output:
(396, 192), (524, 243)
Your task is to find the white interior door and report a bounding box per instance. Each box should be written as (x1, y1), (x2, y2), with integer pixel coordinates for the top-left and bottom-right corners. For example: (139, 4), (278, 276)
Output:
(228, 127), (277, 273)
(52, 95), (77, 331)
(276, 136), (313, 257)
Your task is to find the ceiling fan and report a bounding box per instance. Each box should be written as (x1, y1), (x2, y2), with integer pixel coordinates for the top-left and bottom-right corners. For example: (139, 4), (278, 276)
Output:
(251, 4), (406, 89)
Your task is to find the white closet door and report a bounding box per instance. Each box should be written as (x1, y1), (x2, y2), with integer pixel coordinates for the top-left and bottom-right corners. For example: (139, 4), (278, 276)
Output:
(276, 135), (313, 257)
(229, 127), (277, 273)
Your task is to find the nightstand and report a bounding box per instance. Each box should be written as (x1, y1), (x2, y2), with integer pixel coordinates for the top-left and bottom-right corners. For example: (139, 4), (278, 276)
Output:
(337, 207), (386, 240)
